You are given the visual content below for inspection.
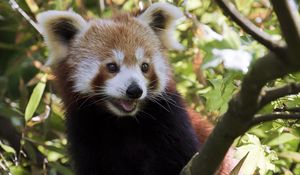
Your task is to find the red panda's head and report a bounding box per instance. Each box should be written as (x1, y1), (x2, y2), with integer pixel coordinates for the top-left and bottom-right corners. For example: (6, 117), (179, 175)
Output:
(37, 3), (183, 117)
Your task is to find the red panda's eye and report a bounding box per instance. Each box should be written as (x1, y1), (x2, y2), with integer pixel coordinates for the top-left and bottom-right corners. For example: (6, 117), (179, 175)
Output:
(106, 63), (119, 73)
(141, 63), (149, 73)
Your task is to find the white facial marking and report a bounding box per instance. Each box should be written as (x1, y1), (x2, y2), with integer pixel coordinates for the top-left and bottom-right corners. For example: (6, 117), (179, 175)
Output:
(105, 65), (147, 116)
(135, 47), (144, 62)
(71, 58), (101, 93)
(112, 49), (124, 63)
(152, 53), (169, 93)
(105, 66), (147, 99)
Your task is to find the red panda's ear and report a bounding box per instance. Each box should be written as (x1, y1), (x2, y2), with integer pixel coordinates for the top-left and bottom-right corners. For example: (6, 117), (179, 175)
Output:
(137, 3), (184, 51)
(37, 11), (87, 65)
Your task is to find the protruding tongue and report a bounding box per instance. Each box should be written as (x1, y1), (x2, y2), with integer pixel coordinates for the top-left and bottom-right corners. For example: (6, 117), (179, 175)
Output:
(119, 99), (136, 112)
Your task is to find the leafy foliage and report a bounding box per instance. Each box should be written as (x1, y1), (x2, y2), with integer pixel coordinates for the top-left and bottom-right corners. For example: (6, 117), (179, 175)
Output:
(0, 0), (300, 174)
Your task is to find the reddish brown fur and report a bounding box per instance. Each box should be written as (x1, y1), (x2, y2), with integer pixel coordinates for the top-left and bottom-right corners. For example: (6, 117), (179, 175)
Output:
(148, 69), (159, 91)
(188, 109), (213, 144)
(188, 109), (234, 174)
(77, 14), (161, 65)
(64, 14), (169, 92)
(92, 64), (116, 90)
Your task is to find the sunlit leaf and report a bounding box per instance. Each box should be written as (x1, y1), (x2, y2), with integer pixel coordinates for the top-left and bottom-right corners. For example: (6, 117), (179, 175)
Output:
(202, 73), (237, 113)
(0, 141), (16, 154)
(234, 0), (254, 14)
(230, 152), (249, 175)
(235, 134), (277, 175)
(10, 166), (31, 175)
(266, 133), (299, 147)
(25, 0), (39, 13)
(279, 151), (300, 162)
(25, 74), (47, 122)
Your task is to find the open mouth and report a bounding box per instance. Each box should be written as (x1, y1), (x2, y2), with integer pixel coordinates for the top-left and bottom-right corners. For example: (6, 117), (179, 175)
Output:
(109, 98), (138, 113)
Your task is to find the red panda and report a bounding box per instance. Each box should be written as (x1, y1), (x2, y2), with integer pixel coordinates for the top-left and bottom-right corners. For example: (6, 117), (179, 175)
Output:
(37, 2), (233, 175)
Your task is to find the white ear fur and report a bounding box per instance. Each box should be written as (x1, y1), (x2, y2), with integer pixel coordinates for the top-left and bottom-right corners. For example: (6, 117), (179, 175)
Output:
(138, 2), (184, 50)
(37, 11), (87, 65)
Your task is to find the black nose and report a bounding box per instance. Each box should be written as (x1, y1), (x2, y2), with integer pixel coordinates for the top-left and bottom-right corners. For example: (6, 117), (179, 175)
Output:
(126, 83), (143, 99)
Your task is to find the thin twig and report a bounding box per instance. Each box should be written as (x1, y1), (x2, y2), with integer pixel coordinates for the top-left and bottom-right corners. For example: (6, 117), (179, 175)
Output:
(99, 0), (105, 15)
(43, 158), (48, 175)
(8, 0), (42, 34)
(259, 83), (300, 109)
(214, 0), (285, 57)
(17, 131), (25, 165)
(251, 113), (300, 126)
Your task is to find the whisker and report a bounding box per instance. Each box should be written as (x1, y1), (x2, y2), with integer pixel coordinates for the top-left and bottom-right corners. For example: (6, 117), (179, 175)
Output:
(147, 96), (170, 112)
(138, 110), (156, 120)
(164, 91), (182, 98)
(162, 95), (186, 111)
(133, 116), (140, 124)
(78, 95), (97, 109)
(148, 92), (186, 111)
(157, 94), (172, 112)
(81, 96), (109, 109)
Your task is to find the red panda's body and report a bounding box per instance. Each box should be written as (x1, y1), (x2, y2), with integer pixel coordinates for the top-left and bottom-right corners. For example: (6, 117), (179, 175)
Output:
(57, 69), (201, 174)
(37, 3), (233, 175)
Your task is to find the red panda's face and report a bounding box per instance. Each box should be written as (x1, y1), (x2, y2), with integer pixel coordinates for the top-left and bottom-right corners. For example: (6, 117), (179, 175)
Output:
(68, 18), (169, 116)
(37, 3), (183, 117)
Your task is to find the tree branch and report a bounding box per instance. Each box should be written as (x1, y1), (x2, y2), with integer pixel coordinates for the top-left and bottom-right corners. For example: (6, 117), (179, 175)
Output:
(181, 52), (299, 175)
(181, 1), (300, 173)
(271, 0), (300, 65)
(274, 107), (300, 113)
(259, 83), (300, 109)
(8, 0), (42, 34)
(251, 113), (300, 126)
(214, 0), (285, 57)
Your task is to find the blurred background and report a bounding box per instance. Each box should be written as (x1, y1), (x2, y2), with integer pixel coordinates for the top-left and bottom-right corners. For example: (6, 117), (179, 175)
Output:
(1, 0), (300, 174)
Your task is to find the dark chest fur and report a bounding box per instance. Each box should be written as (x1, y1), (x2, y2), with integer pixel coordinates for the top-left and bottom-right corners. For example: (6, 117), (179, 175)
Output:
(65, 93), (200, 175)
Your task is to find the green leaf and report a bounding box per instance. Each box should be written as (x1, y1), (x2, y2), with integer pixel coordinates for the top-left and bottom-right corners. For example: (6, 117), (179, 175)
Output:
(234, 0), (254, 14)
(223, 27), (241, 49)
(0, 141), (16, 154)
(10, 166), (31, 175)
(202, 73), (237, 113)
(235, 134), (277, 175)
(279, 151), (300, 162)
(267, 133), (299, 147)
(24, 74), (47, 122)
(49, 162), (74, 175)
(185, 0), (202, 11)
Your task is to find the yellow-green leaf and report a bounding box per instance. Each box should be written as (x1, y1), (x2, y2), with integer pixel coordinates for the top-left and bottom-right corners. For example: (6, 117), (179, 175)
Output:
(25, 0), (39, 13)
(0, 141), (16, 154)
(267, 133), (299, 147)
(25, 74), (47, 122)
(279, 151), (300, 162)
